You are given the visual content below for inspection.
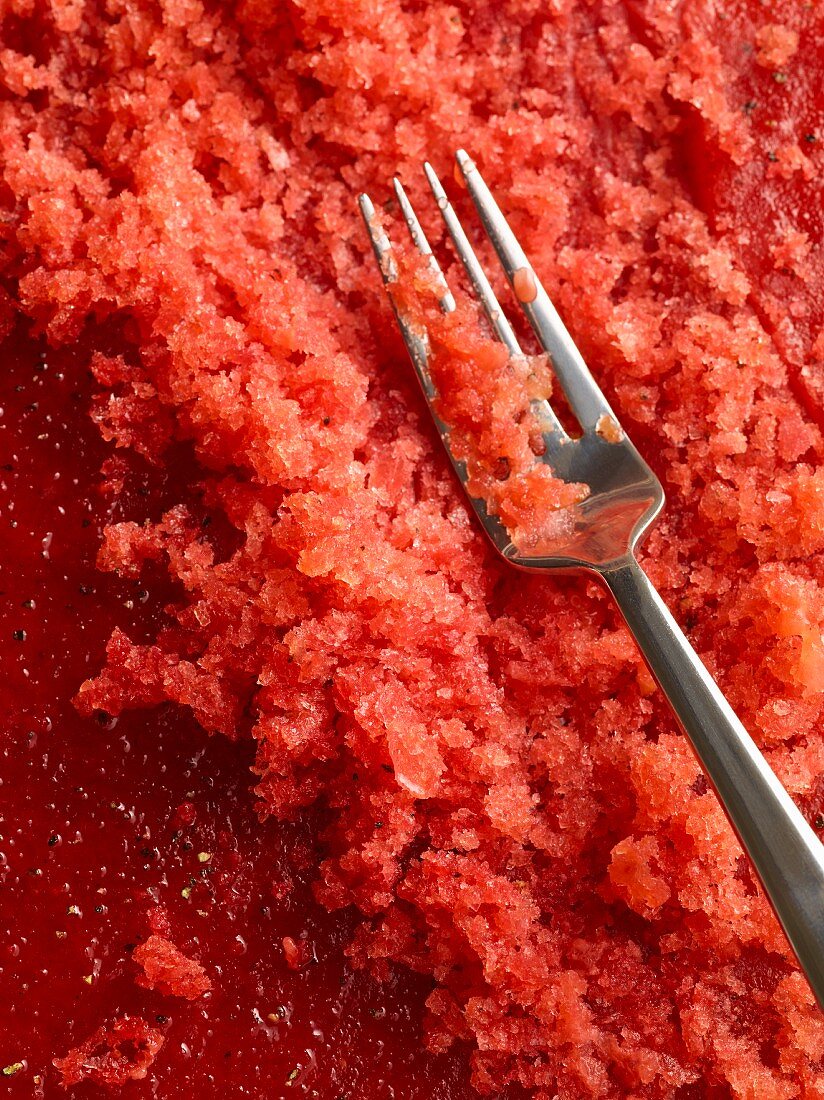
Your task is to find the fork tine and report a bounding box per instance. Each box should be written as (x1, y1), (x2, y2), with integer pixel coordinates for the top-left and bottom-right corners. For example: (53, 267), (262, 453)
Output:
(393, 178), (456, 314)
(359, 192), (437, 400)
(360, 190), (522, 560)
(423, 162), (566, 442)
(423, 162), (522, 358)
(359, 190), (515, 556)
(358, 192), (398, 284)
(455, 149), (616, 432)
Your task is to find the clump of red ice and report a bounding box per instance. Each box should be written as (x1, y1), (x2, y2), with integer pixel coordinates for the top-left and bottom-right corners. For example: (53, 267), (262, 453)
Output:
(133, 935), (212, 1001)
(53, 1016), (164, 1088)
(2, 0), (824, 1095)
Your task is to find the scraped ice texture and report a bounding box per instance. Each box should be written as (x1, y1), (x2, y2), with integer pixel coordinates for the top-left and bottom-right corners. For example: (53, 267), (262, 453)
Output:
(2, 0), (823, 1094)
(53, 1016), (164, 1087)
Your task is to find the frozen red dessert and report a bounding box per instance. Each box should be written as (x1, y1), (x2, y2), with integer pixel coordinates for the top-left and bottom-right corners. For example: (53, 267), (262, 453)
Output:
(1, 0), (823, 1096)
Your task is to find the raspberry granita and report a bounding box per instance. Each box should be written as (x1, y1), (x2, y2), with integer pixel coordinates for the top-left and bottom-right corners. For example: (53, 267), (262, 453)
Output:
(1, 0), (823, 1098)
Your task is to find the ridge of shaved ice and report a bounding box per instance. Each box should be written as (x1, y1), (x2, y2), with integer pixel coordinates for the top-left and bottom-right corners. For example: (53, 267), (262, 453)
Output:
(1, 0), (823, 1095)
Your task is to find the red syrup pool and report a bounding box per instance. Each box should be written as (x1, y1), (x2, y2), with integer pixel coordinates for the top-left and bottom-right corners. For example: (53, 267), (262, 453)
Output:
(0, 327), (485, 1098)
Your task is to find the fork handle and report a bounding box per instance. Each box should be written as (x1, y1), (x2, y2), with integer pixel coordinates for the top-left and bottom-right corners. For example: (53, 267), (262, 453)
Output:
(603, 556), (824, 1007)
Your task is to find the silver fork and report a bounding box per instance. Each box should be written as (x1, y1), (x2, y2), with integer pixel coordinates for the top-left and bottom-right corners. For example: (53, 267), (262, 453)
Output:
(359, 150), (824, 1006)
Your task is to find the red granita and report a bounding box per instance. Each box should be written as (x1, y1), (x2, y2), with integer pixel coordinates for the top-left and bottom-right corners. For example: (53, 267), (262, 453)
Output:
(0, 0), (823, 1096)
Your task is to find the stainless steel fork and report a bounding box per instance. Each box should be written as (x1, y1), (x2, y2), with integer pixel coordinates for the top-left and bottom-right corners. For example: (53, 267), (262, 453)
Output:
(359, 150), (824, 1006)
